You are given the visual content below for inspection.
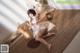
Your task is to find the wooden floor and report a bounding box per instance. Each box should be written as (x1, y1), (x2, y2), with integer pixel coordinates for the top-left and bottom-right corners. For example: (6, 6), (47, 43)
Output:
(0, 24), (11, 43)
(9, 10), (80, 53)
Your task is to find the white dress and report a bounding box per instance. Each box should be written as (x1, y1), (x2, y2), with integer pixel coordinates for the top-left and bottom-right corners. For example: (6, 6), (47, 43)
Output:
(31, 17), (40, 38)
(31, 19), (56, 38)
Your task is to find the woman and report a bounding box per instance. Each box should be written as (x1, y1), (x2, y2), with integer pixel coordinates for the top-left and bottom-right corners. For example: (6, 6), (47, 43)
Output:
(18, 9), (56, 50)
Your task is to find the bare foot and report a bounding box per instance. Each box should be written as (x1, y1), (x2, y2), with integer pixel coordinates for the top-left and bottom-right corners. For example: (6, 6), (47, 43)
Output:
(48, 44), (52, 51)
(48, 44), (52, 53)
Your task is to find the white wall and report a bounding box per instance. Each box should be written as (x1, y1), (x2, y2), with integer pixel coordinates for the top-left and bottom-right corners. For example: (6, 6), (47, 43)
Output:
(0, 0), (80, 32)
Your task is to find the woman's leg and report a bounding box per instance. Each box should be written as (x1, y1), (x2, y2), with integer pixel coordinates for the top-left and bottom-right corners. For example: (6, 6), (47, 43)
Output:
(35, 33), (51, 50)
(43, 33), (55, 38)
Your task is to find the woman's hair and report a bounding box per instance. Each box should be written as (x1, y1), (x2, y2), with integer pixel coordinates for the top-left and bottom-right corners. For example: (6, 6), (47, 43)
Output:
(27, 9), (36, 16)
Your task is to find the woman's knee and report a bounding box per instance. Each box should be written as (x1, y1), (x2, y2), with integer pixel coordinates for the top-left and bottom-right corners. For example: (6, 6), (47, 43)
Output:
(35, 36), (40, 41)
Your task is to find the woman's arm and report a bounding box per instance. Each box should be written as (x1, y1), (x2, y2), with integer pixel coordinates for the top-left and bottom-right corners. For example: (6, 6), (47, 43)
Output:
(17, 28), (30, 39)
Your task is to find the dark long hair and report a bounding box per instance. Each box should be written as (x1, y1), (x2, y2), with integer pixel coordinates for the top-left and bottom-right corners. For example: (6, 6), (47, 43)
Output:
(27, 9), (36, 16)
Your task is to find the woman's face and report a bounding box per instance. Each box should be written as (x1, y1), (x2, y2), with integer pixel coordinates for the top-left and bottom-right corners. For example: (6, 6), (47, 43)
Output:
(29, 13), (34, 18)
(28, 13), (36, 20)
